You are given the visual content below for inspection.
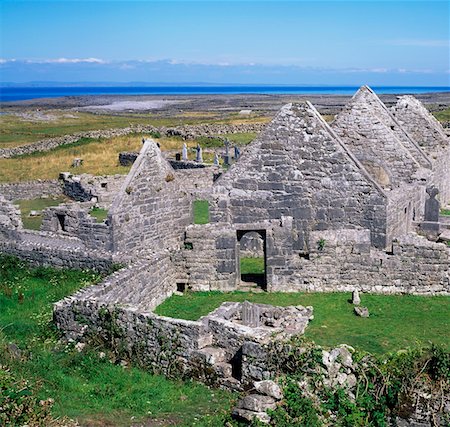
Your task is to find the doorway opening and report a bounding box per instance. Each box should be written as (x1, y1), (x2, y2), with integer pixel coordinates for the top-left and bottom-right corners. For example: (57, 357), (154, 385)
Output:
(237, 230), (267, 291)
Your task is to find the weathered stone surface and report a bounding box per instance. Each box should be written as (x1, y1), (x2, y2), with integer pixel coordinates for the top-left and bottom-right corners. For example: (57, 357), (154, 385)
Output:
(254, 380), (283, 400)
(354, 306), (370, 317)
(237, 394), (277, 412)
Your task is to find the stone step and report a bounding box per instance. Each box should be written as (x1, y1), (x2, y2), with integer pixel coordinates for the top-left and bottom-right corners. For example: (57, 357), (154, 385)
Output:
(219, 376), (244, 392)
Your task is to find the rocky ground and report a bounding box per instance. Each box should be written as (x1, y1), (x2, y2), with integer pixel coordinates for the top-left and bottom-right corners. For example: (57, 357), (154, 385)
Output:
(2, 92), (450, 117)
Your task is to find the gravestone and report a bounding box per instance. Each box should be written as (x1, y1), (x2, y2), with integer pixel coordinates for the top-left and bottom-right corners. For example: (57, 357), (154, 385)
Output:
(234, 146), (241, 160)
(352, 289), (361, 305)
(241, 301), (260, 327)
(214, 152), (220, 166)
(196, 144), (203, 163)
(175, 153), (181, 161)
(182, 143), (188, 161)
(424, 186), (440, 222)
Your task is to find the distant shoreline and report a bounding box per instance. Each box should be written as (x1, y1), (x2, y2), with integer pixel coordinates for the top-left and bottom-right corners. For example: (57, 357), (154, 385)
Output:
(1, 85), (450, 102)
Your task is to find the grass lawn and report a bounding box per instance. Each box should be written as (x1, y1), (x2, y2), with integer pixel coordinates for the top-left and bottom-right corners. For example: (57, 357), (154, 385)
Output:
(193, 200), (210, 224)
(0, 256), (235, 426)
(15, 196), (68, 230)
(240, 257), (265, 275)
(441, 208), (450, 216)
(155, 291), (450, 355)
(90, 206), (108, 223)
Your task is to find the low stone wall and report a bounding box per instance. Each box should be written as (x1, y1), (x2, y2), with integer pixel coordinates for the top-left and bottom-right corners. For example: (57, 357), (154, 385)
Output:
(0, 180), (63, 201)
(0, 229), (113, 271)
(0, 123), (265, 159)
(41, 202), (112, 251)
(61, 174), (126, 203)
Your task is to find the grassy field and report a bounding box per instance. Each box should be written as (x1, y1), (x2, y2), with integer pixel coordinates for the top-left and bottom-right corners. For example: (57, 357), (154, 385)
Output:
(0, 131), (257, 183)
(15, 196), (69, 230)
(0, 109), (268, 149)
(433, 107), (450, 122)
(0, 256), (235, 426)
(155, 291), (450, 355)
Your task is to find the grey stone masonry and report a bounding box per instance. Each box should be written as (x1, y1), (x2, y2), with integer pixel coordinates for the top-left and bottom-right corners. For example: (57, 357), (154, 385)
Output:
(0, 195), (22, 233)
(109, 140), (192, 254)
(332, 86), (432, 189)
(0, 180), (63, 202)
(40, 202), (112, 251)
(211, 101), (388, 249)
(391, 95), (450, 204)
(61, 174), (126, 203)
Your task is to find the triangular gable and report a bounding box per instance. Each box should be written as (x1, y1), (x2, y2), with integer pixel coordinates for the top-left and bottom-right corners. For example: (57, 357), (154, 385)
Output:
(216, 101), (385, 196)
(331, 86), (431, 188)
(391, 95), (449, 154)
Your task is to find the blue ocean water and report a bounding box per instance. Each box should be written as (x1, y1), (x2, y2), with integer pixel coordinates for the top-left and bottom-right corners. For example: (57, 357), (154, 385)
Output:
(1, 85), (450, 102)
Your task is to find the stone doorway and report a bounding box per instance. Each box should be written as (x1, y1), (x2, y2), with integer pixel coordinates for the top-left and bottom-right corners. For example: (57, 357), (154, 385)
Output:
(236, 230), (267, 291)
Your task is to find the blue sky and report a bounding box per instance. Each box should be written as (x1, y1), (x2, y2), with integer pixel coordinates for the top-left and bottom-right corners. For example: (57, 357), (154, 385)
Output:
(1, 0), (449, 85)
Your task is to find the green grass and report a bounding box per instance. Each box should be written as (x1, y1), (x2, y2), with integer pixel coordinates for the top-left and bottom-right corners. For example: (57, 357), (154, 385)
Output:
(15, 196), (68, 230)
(433, 107), (450, 122)
(0, 256), (235, 426)
(90, 207), (108, 223)
(193, 200), (210, 224)
(155, 291), (450, 354)
(440, 208), (450, 216)
(240, 257), (265, 275)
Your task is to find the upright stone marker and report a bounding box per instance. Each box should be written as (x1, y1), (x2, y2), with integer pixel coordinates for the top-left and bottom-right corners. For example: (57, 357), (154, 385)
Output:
(424, 186), (440, 222)
(214, 152), (220, 166)
(182, 143), (188, 161)
(234, 146), (241, 160)
(196, 144), (203, 163)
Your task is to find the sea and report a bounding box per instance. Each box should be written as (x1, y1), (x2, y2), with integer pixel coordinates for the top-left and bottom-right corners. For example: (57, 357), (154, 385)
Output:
(1, 85), (450, 102)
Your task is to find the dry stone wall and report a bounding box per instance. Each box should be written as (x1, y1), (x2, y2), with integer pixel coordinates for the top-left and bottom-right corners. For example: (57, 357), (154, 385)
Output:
(0, 123), (265, 158)
(0, 180), (63, 201)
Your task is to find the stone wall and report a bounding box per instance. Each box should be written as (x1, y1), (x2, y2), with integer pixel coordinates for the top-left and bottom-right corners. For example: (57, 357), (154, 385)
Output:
(0, 123), (265, 159)
(0, 229), (113, 271)
(183, 225), (449, 294)
(332, 86), (432, 189)
(40, 202), (112, 251)
(210, 101), (388, 250)
(0, 180), (63, 201)
(61, 174), (126, 203)
(109, 140), (193, 254)
(0, 195), (22, 235)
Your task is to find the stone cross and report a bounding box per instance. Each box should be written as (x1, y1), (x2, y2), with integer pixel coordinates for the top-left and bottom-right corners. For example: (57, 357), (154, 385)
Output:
(424, 186), (440, 222)
(234, 146), (241, 160)
(196, 144), (203, 163)
(182, 143), (188, 161)
(241, 301), (260, 327)
(213, 152), (219, 166)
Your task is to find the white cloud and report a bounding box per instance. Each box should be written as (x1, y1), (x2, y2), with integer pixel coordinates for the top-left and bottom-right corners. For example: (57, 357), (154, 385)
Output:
(24, 58), (107, 64)
(0, 58), (16, 64)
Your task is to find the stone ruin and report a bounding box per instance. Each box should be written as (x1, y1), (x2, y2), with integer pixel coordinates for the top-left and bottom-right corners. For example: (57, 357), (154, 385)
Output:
(0, 87), (450, 421)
